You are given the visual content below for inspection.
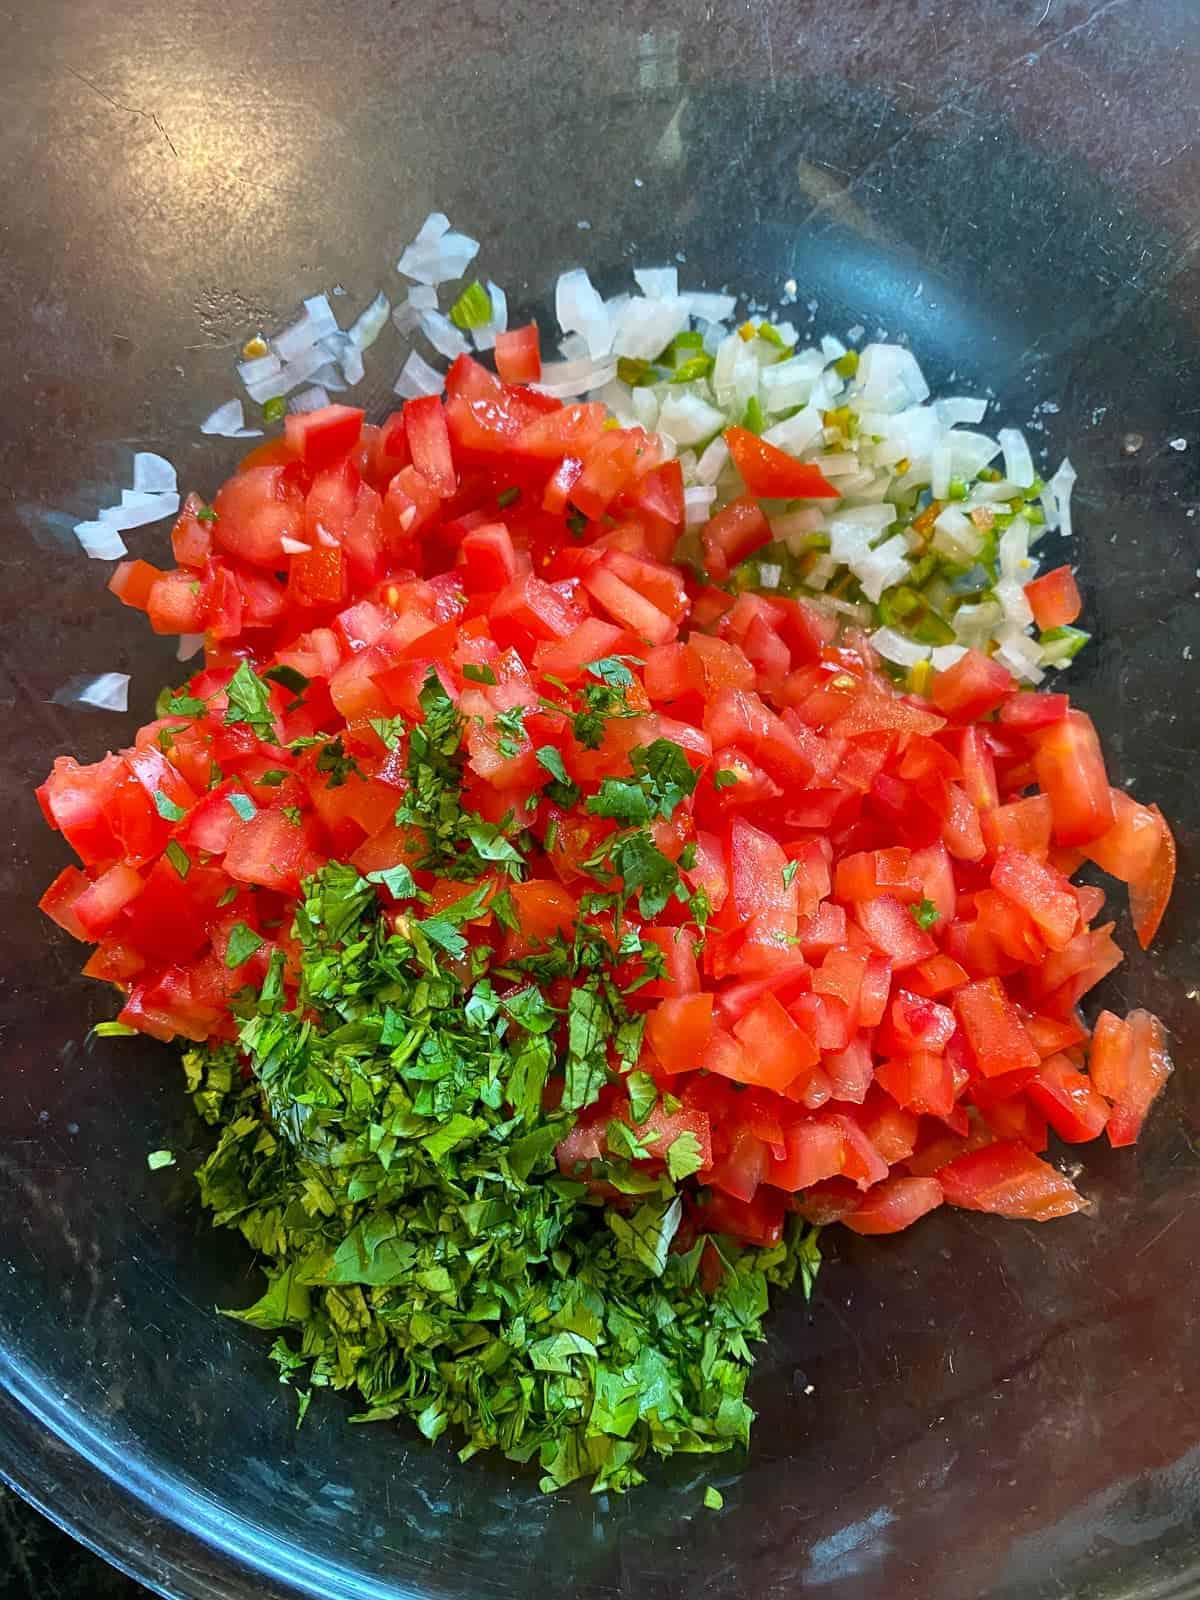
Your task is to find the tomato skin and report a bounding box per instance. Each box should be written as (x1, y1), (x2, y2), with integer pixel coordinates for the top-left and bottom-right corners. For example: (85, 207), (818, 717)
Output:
(402, 396), (457, 497)
(990, 847), (1079, 952)
(109, 559), (164, 611)
(723, 427), (838, 500)
(213, 465), (304, 570)
(937, 1140), (1086, 1221)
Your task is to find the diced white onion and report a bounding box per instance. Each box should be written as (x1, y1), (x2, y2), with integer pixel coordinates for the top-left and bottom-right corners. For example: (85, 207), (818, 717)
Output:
(280, 536), (313, 554)
(996, 630), (1046, 684)
(952, 602), (1003, 645)
(998, 517), (1034, 580)
(132, 453), (177, 494)
(930, 440), (952, 499)
(487, 280), (508, 332)
(684, 485), (717, 525)
(73, 520), (128, 560)
(613, 297), (690, 359)
(393, 350), (445, 398)
(853, 535), (910, 603)
(533, 357), (617, 400)
(820, 334), (847, 364)
(758, 562), (783, 589)
(310, 361), (347, 393)
(397, 215), (479, 285)
(935, 397), (989, 427)
(99, 491), (180, 530)
(830, 503), (896, 535)
(176, 634), (205, 663)
(271, 316), (321, 365)
(1048, 457), (1077, 537)
(630, 387), (659, 431)
(931, 505), (984, 563)
(682, 291), (737, 322)
(996, 578), (1034, 629)
(761, 349), (824, 411)
(201, 398), (250, 436)
(555, 268), (613, 358)
(633, 267), (679, 301)
(855, 343), (930, 412)
(770, 507), (827, 541)
(805, 553), (837, 590)
(930, 644), (968, 671)
(871, 627), (931, 667)
(66, 672), (130, 712)
(948, 431), (1002, 479)
(694, 436), (730, 485)
(238, 351), (283, 385)
(762, 405), (824, 457)
(349, 291), (391, 351)
(998, 427), (1035, 488)
(302, 293), (340, 342)
(419, 309), (471, 360)
(656, 389), (727, 446)
(289, 386), (330, 415)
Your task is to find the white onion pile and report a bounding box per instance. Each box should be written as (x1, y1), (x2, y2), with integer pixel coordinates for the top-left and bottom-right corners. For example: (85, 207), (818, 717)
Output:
(73, 453), (182, 561)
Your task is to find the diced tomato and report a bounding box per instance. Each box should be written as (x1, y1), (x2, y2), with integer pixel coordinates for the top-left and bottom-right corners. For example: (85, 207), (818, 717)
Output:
(1025, 1053), (1109, 1143)
(990, 847), (1079, 951)
(954, 978), (1040, 1078)
(843, 1175), (943, 1235)
(1023, 566), (1082, 630)
(1033, 712), (1114, 846)
(494, 322), (541, 385)
(283, 404), (364, 472)
(937, 1141), (1087, 1221)
(402, 396), (456, 498)
(1105, 1009), (1172, 1148)
(645, 993), (714, 1076)
(723, 427), (838, 501)
(930, 649), (1015, 720)
(701, 495), (771, 583)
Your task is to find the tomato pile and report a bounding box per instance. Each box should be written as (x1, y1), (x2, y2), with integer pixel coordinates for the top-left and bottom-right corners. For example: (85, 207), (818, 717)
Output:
(38, 345), (1177, 1243)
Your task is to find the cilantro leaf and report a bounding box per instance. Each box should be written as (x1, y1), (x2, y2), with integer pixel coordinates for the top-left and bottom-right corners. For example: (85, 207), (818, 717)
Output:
(462, 663), (497, 686)
(225, 922), (264, 969)
(665, 1130), (704, 1182)
(263, 664), (310, 695)
(704, 1487), (724, 1511)
(626, 1071), (658, 1124)
(224, 661), (277, 742)
(366, 864), (420, 901)
(712, 769), (740, 791)
(153, 789), (186, 822)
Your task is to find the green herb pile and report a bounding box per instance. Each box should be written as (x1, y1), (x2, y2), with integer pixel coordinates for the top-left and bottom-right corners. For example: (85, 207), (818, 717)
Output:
(179, 670), (819, 1493)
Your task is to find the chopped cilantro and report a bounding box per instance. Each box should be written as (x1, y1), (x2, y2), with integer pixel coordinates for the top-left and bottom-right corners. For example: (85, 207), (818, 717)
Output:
(365, 864), (420, 901)
(155, 687), (207, 719)
(712, 769), (740, 791)
(225, 922), (264, 969)
(152, 789), (187, 822)
(496, 487), (520, 510)
(666, 1130), (704, 1182)
(257, 769), (289, 787)
(626, 1071), (658, 1124)
(196, 505), (218, 523)
(147, 1150), (176, 1171)
(224, 661), (277, 742)
(165, 839), (191, 879)
(217, 886), (239, 908)
(782, 860), (800, 889)
(462, 663), (498, 686)
(263, 664), (309, 695)
(911, 898), (940, 929)
(704, 1486), (724, 1511)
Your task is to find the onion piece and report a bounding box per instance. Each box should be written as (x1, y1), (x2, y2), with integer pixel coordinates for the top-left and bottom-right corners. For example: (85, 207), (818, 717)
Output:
(762, 405), (823, 456)
(694, 436), (730, 486)
(176, 634), (205, 663)
(871, 627), (931, 667)
(394, 351), (445, 398)
(280, 536), (313, 554)
(419, 309), (471, 360)
(555, 268), (612, 358)
(70, 672), (131, 712)
(349, 291), (391, 351)
(132, 452), (177, 495)
(302, 293), (339, 342)
(684, 485), (717, 525)
(656, 390), (727, 446)
(613, 297), (690, 359)
(73, 520), (128, 560)
(930, 644), (968, 671)
(99, 491), (181, 531)
(682, 291), (737, 322)
(852, 534), (910, 603)
(935, 396), (988, 427)
(998, 427), (1036, 488)
(237, 351), (284, 385)
(1047, 457), (1077, 537)
(289, 386), (330, 415)
(201, 398), (250, 437)
(633, 266), (679, 300)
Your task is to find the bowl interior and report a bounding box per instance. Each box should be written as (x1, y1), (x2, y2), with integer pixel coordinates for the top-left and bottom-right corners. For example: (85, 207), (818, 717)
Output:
(2, 3), (1200, 1597)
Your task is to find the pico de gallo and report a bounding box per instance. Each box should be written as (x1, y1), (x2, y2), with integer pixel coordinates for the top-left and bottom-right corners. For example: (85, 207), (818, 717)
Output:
(37, 334), (1176, 1492)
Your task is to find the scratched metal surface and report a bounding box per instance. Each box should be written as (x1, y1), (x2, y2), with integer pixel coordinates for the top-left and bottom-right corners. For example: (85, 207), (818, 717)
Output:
(0, 1), (1198, 1597)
